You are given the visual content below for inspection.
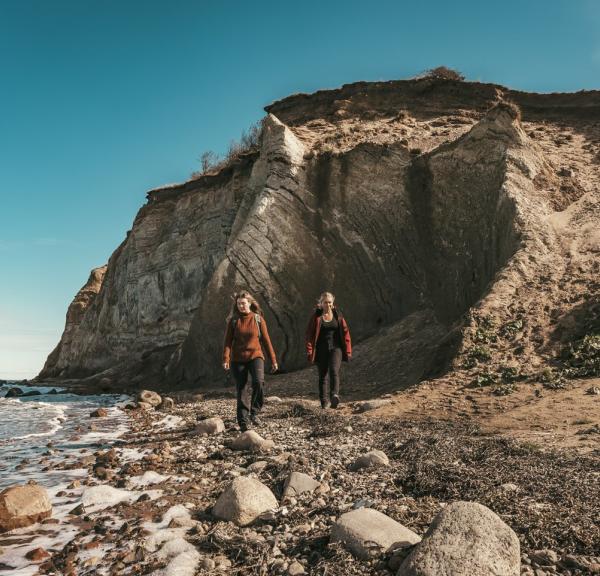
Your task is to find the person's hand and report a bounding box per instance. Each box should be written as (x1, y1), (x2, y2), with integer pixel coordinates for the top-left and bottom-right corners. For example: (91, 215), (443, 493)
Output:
(223, 362), (230, 371)
(271, 362), (279, 373)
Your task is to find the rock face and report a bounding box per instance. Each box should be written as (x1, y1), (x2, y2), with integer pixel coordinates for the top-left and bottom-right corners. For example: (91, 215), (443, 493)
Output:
(331, 508), (421, 560)
(39, 79), (600, 391)
(398, 501), (520, 576)
(213, 477), (278, 526)
(0, 484), (52, 532)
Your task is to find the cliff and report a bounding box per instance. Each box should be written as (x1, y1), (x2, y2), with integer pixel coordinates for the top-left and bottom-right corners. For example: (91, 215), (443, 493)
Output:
(38, 78), (600, 393)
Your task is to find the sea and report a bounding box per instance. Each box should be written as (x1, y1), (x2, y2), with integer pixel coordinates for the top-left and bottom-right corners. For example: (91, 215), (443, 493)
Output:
(0, 382), (131, 575)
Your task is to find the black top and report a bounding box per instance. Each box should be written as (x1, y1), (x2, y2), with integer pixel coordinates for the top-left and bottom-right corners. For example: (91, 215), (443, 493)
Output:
(317, 316), (341, 353)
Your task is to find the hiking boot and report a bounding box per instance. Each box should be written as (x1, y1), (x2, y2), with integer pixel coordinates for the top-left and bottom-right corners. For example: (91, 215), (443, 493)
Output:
(331, 395), (340, 409)
(250, 414), (262, 426)
(321, 401), (331, 409)
(240, 422), (252, 433)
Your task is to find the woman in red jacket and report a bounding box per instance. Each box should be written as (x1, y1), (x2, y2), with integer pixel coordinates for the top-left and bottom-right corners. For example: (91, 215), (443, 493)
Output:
(305, 292), (352, 409)
(223, 291), (278, 431)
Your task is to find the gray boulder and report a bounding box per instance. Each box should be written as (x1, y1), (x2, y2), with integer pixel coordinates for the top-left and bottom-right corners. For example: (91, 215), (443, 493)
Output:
(282, 472), (320, 500)
(331, 508), (420, 560)
(355, 399), (392, 412)
(398, 501), (520, 576)
(350, 449), (390, 471)
(213, 477), (277, 526)
(196, 417), (225, 436)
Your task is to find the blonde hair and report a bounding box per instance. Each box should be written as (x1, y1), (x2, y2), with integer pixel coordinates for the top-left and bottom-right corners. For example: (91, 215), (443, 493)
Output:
(228, 290), (262, 321)
(317, 291), (335, 308)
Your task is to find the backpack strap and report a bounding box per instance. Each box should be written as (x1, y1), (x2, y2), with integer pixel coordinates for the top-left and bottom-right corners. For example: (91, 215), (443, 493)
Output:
(231, 314), (262, 340)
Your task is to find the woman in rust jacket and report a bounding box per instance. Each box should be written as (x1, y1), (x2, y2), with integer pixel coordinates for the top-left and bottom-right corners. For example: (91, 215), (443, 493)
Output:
(223, 290), (278, 431)
(305, 292), (352, 409)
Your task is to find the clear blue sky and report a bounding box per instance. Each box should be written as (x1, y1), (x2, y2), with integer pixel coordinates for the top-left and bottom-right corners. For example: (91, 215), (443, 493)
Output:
(1, 0), (598, 379)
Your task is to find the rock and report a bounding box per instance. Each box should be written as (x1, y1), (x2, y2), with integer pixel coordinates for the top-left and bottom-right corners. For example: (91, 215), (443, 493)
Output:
(137, 389), (162, 407)
(21, 390), (42, 396)
(288, 561), (305, 575)
(355, 399), (392, 412)
(266, 396), (283, 403)
(350, 449), (390, 471)
(0, 484), (52, 532)
(530, 549), (558, 566)
(90, 407), (108, 418)
(498, 483), (519, 492)
(331, 508), (420, 560)
(230, 430), (275, 453)
(398, 501), (520, 576)
(247, 461), (268, 473)
(159, 397), (175, 411)
(282, 472), (320, 499)
(213, 477), (278, 526)
(199, 558), (216, 570)
(25, 547), (50, 561)
(196, 417), (225, 436)
(4, 387), (23, 397)
(137, 401), (153, 410)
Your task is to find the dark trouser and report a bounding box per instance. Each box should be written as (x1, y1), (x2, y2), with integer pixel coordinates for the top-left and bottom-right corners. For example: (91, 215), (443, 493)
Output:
(231, 358), (264, 428)
(316, 347), (342, 407)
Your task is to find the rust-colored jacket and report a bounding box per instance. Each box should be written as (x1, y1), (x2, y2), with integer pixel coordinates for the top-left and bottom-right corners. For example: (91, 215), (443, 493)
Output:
(305, 308), (352, 363)
(223, 313), (277, 365)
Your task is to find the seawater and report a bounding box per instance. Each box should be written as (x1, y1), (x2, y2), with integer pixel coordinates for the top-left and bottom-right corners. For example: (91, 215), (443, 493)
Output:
(0, 383), (130, 489)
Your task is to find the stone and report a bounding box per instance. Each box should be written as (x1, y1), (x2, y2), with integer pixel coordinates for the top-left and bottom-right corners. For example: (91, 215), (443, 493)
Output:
(350, 449), (390, 471)
(137, 390), (162, 407)
(247, 461), (268, 473)
(398, 501), (520, 576)
(331, 508), (420, 560)
(282, 472), (321, 499)
(196, 417), (225, 436)
(230, 430), (275, 453)
(266, 396), (283, 403)
(4, 387), (23, 397)
(288, 561), (305, 575)
(25, 547), (51, 561)
(530, 549), (558, 566)
(90, 407), (108, 418)
(159, 397), (175, 411)
(199, 558), (216, 570)
(355, 399), (392, 412)
(213, 477), (278, 526)
(0, 484), (52, 532)
(137, 401), (153, 410)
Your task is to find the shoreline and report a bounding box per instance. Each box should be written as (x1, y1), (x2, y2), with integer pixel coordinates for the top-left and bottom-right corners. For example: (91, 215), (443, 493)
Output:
(1, 391), (597, 575)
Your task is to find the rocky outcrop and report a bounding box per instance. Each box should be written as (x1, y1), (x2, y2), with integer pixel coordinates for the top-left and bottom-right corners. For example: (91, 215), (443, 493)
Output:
(39, 78), (600, 391)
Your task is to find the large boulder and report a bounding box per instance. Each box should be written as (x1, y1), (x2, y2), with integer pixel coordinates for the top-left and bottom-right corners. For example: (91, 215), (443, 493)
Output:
(137, 390), (162, 407)
(4, 387), (23, 398)
(230, 430), (275, 453)
(282, 472), (321, 500)
(331, 508), (420, 560)
(350, 449), (390, 471)
(213, 477), (277, 526)
(0, 484), (52, 532)
(398, 501), (520, 576)
(196, 417), (225, 436)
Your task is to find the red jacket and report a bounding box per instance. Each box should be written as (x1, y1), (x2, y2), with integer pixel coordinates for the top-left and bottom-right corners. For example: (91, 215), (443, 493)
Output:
(305, 309), (352, 363)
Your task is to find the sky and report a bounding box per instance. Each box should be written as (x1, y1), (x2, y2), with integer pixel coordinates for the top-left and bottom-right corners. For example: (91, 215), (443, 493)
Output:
(1, 0), (599, 379)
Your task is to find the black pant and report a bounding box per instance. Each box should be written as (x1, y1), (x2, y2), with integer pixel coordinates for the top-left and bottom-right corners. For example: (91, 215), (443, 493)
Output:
(231, 358), (264, 428)
(316, 347), (342, 407)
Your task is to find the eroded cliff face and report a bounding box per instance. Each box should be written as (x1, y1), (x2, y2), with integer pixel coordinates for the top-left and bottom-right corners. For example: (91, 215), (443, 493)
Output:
(39, 78), (600, 391)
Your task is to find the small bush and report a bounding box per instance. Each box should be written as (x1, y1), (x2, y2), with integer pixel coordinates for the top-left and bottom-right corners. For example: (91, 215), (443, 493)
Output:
(420, 66), (465, 81)
(500, 318), (524, 339)
(539, 368), (567, 390)
(470, 370), (497, 388)
(461, 344), (492, 369)
(561, 334), (600, 378)
(493, 382), (517, 396)
(500, 366), (521, 383)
